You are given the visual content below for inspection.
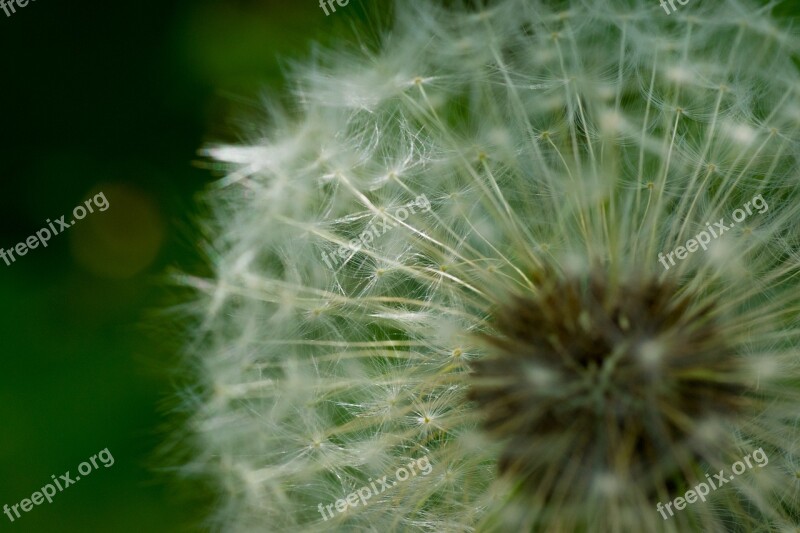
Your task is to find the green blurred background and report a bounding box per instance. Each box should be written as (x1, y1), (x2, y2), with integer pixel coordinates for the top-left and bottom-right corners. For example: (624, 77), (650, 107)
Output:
(0, 1), (350, 531)
(0, 0), (797, 532)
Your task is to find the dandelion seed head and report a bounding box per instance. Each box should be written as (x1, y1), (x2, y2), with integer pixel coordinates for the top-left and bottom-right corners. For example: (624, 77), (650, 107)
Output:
(177, 0), (800, 530)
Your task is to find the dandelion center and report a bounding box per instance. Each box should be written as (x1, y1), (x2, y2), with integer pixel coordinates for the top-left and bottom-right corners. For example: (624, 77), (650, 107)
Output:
(469, 272), (748, 499)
